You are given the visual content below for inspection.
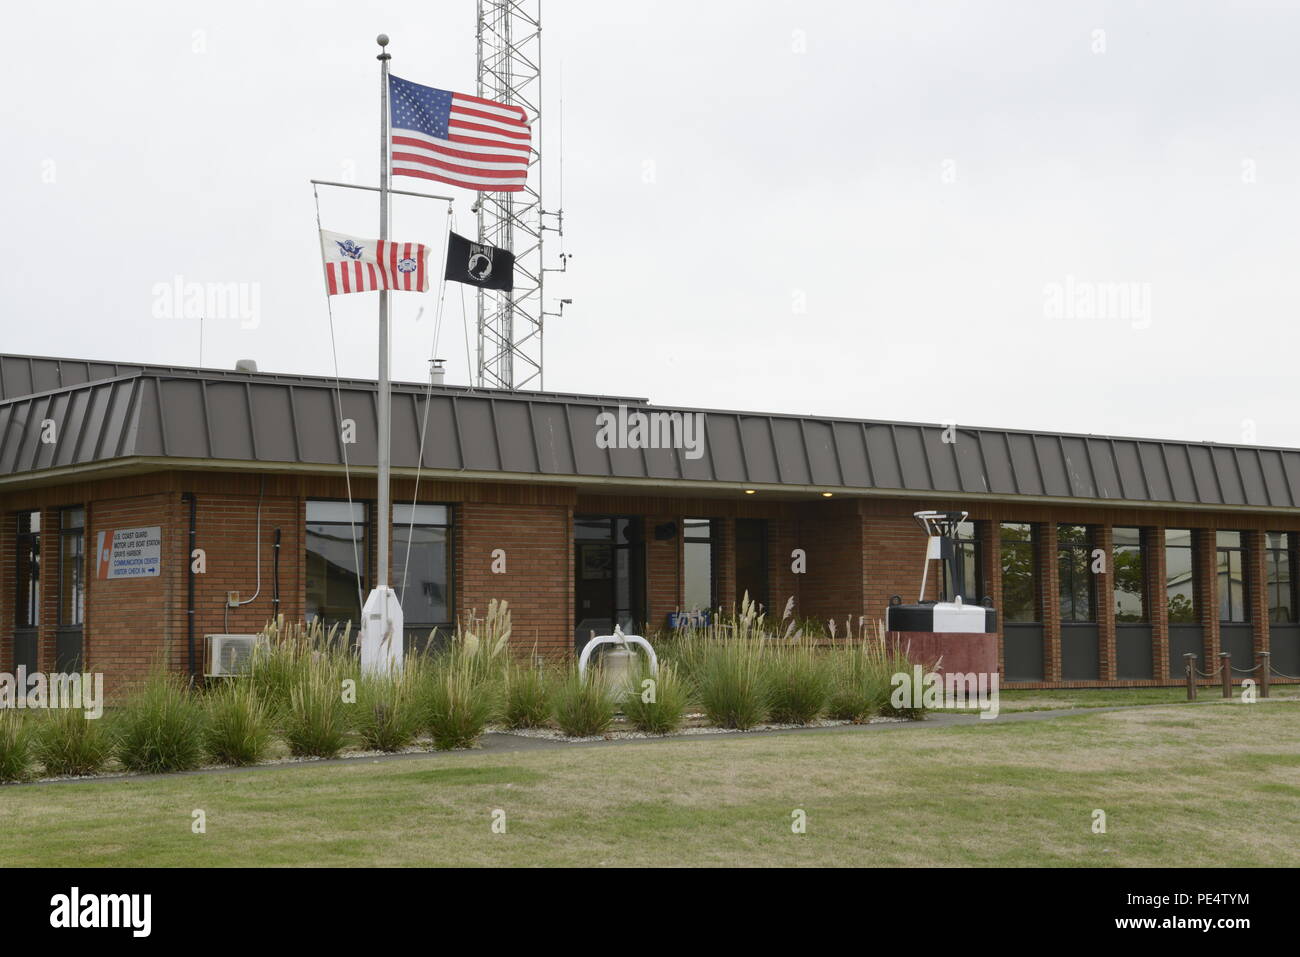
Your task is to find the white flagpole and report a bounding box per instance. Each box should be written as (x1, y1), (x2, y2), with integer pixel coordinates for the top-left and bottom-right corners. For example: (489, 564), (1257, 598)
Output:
(361, 32), (402, 673)
(376, 34), (392, 598)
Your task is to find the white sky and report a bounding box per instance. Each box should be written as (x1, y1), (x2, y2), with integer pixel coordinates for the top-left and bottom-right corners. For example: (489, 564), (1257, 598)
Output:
(2, 1), (1298, 447)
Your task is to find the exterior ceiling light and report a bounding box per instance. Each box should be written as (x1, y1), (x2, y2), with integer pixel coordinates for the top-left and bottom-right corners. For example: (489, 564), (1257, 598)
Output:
(744, 489), (756, 495)
(821, 492), (833, 498)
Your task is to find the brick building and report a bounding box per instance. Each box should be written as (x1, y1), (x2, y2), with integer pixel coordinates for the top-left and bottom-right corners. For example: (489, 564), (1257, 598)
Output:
(2, 353), (1298, 695)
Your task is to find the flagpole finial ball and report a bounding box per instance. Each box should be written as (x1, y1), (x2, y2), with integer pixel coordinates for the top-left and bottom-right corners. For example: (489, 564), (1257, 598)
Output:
(377, 34), (390, 47)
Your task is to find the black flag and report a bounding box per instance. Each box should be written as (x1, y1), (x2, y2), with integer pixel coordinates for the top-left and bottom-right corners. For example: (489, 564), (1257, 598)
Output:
(443, 232), (515, 291)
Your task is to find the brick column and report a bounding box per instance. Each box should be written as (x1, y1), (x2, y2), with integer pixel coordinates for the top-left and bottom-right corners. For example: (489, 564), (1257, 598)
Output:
(1095, 524), (1116, 681)
(1040, 522), (1061, 682)
(1147, 527), (1168, 681)
(1246, 529), (1270, 656)
(1196, 528), (1220, 681)
(715, 517), (736, 611)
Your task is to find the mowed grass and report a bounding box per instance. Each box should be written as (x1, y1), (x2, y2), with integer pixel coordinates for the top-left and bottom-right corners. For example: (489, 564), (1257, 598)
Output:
(0, 699), (1296, 867)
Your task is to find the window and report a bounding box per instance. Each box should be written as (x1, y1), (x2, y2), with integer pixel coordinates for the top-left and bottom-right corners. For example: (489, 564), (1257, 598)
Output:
(59, 508), (85, 626)
(16, 511), (41, 628)
(1165, 528), (1196, 623)
(1000, 522), (1038, 622)
(1057, 525), (1095, 623)
(734, 519), (768, 611)
(684, 518), (715, 612)
(1216, 530), (1249, 623)
(392, 504), (452, 631)
(1113, 527), (1146, 623)
(1265, 532), (1296, 624)
(306, 500), (368, 631)
(941, 521), (982, 603)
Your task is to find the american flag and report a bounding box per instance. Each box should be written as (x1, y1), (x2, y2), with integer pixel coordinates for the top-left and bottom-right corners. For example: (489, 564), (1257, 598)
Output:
(319, 230), (429, 296)
(388, 74), (531, 192)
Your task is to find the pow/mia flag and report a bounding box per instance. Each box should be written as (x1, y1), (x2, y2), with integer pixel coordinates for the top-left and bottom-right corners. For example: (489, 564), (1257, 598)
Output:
(444, 232), (514, 291)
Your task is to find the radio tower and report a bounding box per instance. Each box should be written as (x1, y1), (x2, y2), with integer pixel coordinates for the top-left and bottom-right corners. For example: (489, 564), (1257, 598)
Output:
(475, 0), (563, 391)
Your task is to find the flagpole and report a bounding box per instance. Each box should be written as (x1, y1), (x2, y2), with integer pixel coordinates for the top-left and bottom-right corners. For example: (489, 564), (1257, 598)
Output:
(376, 34), (392, 607)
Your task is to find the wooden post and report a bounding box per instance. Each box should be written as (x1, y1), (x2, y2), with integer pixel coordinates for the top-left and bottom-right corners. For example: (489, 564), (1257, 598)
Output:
(1185, 652), (1197, 700)
(1220, 652), (1232, 698)
(1259, 650), (1271, 699)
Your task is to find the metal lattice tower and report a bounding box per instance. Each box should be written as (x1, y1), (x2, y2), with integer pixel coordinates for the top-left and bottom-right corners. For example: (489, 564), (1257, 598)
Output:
(475, 0), (560, 391)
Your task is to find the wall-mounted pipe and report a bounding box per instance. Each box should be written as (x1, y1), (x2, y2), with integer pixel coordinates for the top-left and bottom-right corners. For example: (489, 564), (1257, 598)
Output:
(272, 527), (282, 617)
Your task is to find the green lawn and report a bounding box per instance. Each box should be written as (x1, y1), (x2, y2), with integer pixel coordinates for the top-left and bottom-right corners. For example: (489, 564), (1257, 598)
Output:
(962, 684), (1300, 713)
(1, 698), (1296, 867)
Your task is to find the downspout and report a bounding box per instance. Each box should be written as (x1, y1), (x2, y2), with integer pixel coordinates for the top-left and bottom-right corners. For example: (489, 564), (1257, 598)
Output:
(182, 492), (197, 677)
(272, 527), (282, 620)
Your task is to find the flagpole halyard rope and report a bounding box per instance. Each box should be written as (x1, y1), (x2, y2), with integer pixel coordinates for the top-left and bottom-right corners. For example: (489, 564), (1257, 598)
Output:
(313, 183), (366, 624)
(399, 207), (454, 609)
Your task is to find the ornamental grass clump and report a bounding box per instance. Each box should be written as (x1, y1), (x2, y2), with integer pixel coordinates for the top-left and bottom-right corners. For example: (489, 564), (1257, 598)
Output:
(282, 661), (352, 759)
(0, 712), (34, 783)
(248, 616), (353, 720)
(620, 658), (690, 735)
(502, 658), (551, 730)
(114, 671), (206, 774)
(694, 637), (770, 730)
(551, 667), (615, 738)
(353, 667), (422, 752)
(826, 621), (896, 721)
(34, 706), (112, 777)
(421, 654), (498, 750)
(766, 641), (832, 725)
(203, 680), (273, 766)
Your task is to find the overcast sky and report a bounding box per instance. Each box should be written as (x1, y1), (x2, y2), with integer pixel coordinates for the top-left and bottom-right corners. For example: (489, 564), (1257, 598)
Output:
(2, 1), (1298, 447)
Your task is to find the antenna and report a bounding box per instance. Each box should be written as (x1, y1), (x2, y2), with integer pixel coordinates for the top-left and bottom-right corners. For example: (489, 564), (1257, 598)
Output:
(475, 0), (563, 391)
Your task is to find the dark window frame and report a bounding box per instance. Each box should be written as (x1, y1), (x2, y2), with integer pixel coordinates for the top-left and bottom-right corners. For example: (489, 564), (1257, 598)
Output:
(1164, 528), (1198, 624)
(15, 510), (41, 629)
(734, 517), (769, 612)
(941, 520), (983, 603)
(1112, 526), (1148, 624)
(305, 498), (371, 632)
(58, 506), (86, 627)
(683, 517), (718, 612)
(391, 502), (455, 636)
(1264, 531), (1297, 625)
(1216, 530), (1250, 624)
(1057, 524), (1097, 624)
(1000, 521), (1040, 623)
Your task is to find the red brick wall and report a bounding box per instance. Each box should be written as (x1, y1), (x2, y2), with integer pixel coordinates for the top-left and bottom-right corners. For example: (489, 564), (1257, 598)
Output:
(455, 501), (571, 655)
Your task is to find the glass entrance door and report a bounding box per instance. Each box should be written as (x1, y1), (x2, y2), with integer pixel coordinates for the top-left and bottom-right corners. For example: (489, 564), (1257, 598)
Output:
(574, 515), (644, 650)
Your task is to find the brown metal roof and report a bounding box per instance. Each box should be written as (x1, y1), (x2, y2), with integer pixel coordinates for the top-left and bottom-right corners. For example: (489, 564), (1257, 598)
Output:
(2, 353), (1298, 509)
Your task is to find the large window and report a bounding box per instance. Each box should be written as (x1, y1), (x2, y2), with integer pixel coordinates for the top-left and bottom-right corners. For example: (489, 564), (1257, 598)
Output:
(306, 500), (368, 631)
(684, 518), (716, 612)
(1265, 532), (1296, 624)
(1113, 527), (1146, 623)
(59, 508), (85, 626)
(393, 504), (453, 634)
(16, 511), (41, 628)
(941, 520), (982, 603)
(1165, 528), (1196, 623)
(1057, 524), (1095, 623)
(1000, 522), (1038, 622)
(1216, 530), (1249, 623)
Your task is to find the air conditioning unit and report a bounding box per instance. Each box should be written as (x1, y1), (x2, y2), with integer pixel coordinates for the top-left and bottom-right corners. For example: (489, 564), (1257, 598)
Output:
(205, 634), (267, 677)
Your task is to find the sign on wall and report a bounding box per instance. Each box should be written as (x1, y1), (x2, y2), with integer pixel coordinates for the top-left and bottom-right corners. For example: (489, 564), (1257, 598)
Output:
(95, 526), (162, 579)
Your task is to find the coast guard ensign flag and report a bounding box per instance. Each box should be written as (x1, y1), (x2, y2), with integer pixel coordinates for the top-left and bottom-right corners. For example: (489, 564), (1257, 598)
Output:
(320, 230), (430, 296)
(389, 74), (531, 192)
